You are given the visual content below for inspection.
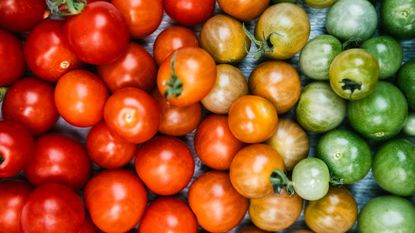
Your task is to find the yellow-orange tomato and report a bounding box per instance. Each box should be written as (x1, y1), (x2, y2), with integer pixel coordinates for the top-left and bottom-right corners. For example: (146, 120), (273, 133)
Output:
(239, 225), (270, 233)
(218, 0), (270, 21)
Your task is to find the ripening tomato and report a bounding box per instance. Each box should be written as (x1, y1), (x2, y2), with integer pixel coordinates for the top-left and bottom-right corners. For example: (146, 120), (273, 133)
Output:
(218, 0), (270, 21)
(0, 29), (25, 86)
(0, 0), (46, 32)
(163, 0), (215, 26)
(78, 217), (100, 233)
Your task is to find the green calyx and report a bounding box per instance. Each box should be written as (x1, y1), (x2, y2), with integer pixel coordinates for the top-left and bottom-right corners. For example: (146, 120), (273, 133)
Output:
(342, 37), (362, 50)
(329, 176), (345, 186)
(164, 52), (183, 100)
(0, 87), (8, 102)
(0, 154), (4, 165)
(270, 169), (295, 195)
(242, 24), (281, 60)
(47, 0), (87, 16)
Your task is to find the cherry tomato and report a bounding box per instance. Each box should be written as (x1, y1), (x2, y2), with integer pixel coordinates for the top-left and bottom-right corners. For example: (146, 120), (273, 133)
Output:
(188, 171), (248, 232)
(55, 70), (109, 127)
(84, 170), (147, 233)
(0, 0), (46, 32)
(0, 121), (34, 178)
(78, 217), (100, 233)
(21, 183), (85, 233)
(104, 87), (160, 144)
(0, 29), (24, 86)
(218, 0), (270, 21)
(2, 78), (59, 135)
(239, 225), (271, 233)
(64, 1), (129, 65)
(98, 43), (157, 92)
(163, 0), (215, 26)
(305, 0), (336, 8)
(138, 197), (197, 233)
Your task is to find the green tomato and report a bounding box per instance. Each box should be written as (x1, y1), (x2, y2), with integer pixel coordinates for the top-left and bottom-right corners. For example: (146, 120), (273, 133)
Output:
(381, 0), (415, 39)
(361, 36), (403, 79)
(358, 196), (415, 233)
(403, 113), (415, 136)
(373, 139), (415, 196)
(292, 158), (330, 201)
(317, 129), (372, 184)
(305, 0), (337, 8)
(398, 60), (415, 110)
(329, 49), (379, 100)
(300, 35), (342, 80)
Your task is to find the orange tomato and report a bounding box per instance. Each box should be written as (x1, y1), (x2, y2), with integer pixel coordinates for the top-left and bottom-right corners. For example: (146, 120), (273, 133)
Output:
(218, 0), (270, 21)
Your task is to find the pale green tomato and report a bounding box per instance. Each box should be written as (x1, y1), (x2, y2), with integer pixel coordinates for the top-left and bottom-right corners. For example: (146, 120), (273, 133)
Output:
(403, 113), (415, 136)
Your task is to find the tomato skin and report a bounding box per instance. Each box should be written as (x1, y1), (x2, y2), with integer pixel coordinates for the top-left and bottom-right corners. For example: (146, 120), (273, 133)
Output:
(2, 78), (59, 135)
(84, 170), (148, 233)
(398, 60), (415, 110)
(0, 29), (25, 86)
(382, 0), (415, 39)
(78, 217), (100, 233)
(305, 0), (336, 8)
(134, 136), (194, 195)
(238, 225), (270, 233)
(218, 0), (269, 21)
(64, 2), (129, 65)
(104, 87), (160, 144)
(138, 198), (197, 233)
(0, 0), (46, 32)
(163, 0), (215, 26)
(21, 183), (85, 233)
(403, 113), (415, 136)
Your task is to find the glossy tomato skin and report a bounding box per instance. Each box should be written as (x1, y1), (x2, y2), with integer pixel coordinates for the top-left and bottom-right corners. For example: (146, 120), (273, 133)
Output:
(163, 0), (215, 26)
(398, 60), (415, 110)
(135, 136), (194, 195)
(84, 170), (147, 233)
(218, 0), (269, 21)
(21, 183), (85, 233)
(0, 121), (34, 178)
(382, 0), (415, 39)
(0, 29), (25, 86)
(104, 87), (160, 144)
(64, 2), (129, 65)
(0, 180), (33, 233)
(2, 78), (59, 135)
(188, 171), (248, 232)
(78, 217), (100, 233)
(0, 0), (46, 32)
(98, 43), (157, 92)
(138, 198), (197, 233)
(55, 70), (109, 127)
(305, 0), (336, 8)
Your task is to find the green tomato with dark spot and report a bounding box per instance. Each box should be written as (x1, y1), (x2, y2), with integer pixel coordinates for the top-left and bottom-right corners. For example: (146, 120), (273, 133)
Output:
(381, 0), (415, 39)
(398, 60), (415, 110)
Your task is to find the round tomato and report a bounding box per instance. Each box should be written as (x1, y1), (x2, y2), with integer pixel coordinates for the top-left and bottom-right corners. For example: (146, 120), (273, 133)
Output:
(0, 0), (46, 32)
(134, 136), (194, 195)
(163, 0), (215, 26)
(217, 0), (269, 21)
(382, 0), (415, 39)
(398, 60), (415, 110)
(78, 217), (100, 233)
(305, 0), (336, 8)
(0, 29), (24, 86)
(404, 112), (415, 136)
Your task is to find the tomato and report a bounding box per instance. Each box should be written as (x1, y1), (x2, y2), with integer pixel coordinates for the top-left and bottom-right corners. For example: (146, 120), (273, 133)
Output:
(358, 196), (415, 233)
(228, 95), (278, 143)
(200, 14), (250, 63)
(98, 43), (157, 92)
(188, 171), (248, 232)
(403, 112), (415, 136)
(249, 61), (301, 113)
(152, 89), (202, 136)
(86, 121), (136, 169)
(217, 0), (269, 21)
(78, 217), (100, 233)
(299, 35), (342, 81)
(305, 0), (336, 8)
(0, 121), (34, 178)
(266, 118), (309, 171)
(157, 47), (217, 107)
(348, 82), (408, 140)
(21, 183), (85, 233)
(398, 60), (415, 110)
(138, 198), (197, 233)
(296, 82), (346, 133)
(249, 191), (303, 232)
(0, 180), (33, 233)
(112, 0), (163, 39)
(202, 64), (248, 114)
(194, 115), (244, 170)
(0, 29), (24, 86)
(24, 20), (80, 82)
(238, 225), (270, 233)
(0, 0), (46, 32)
(84, 170), (147, 233)
(104, 87), (160, 144)
(134, 136), (194, 195)
(55, 70), (109, 127)
(163, 0), (215, 26)
(381, 0), (415, 39)
(64, 2), (129, 65)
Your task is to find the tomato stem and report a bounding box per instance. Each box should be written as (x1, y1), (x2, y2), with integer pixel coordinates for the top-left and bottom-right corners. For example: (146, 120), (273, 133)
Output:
(329, 176), (344, 186)
(242, 24), (281, 60)
(270, 169), (295, 196)
(342, 37), (362, 50)
(164, 52), (183, 100)
(0, 154), (4, 165)
(0, 87), (8, 102)
(46, 0), (86, 16)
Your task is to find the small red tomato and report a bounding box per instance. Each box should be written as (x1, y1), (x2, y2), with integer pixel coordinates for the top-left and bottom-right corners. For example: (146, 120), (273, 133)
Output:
(0, 121), (34, 178)
(138, 198), (198, 233)
(0, 29), (24, 86)
(163, 0), (215, 26)
(104, 87), (160, 144)
(134, 136), (194, 195)
(98, 43), (157, 92)
(0, 0), (46, 32)
(2, 78), (59, 135)
(55, 70), (109, 128)
(78, 217), (100, 233)
(24, 134), (91, 190)
(0, 180), (33, 233)
(84, 170), (147, 233)
(21, 183), (85, 233)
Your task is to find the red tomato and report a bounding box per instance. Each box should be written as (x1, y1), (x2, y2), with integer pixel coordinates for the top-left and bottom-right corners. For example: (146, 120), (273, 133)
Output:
(153, 26), (199, 65)
(163, 0), (215, 26)
(21, 183), (85, 233)
(0, 29), (24, 86)
(104, 87), (160, 144)
(194, 115), (245, 170)
(86, 121), (137, 169)
(112, 0), (163, 38)
(139, 197), (197, 233)
(78, 217), (100, 233)
(24, 20), (80, 82)
(2, 78), (59, 135)
(64, 2), (129, 65)
(134, 136), (194, 195)
(0, 121), (34, 178)
(55, 70), (109, 127)
(0, 180), (33, 233)
(0, 0), (46, 32)
(84, 170), (147, 233)
(98, 43), (157, 92)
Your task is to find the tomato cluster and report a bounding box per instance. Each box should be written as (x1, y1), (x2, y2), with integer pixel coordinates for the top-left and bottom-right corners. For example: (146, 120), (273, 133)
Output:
(0, 0), (415, 232)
